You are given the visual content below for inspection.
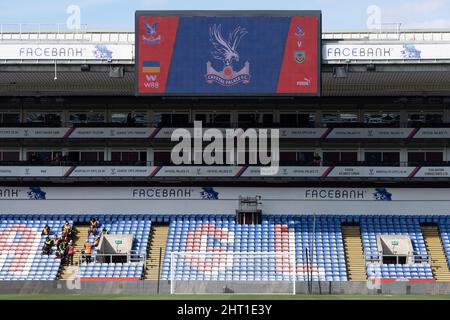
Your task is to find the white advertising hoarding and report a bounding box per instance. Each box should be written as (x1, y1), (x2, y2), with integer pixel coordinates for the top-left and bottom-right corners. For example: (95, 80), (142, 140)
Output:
(0, 128), (68, 138)
(326, 128), (414, 139)
(327, 167), (415, 178)
(70, 166), (157, 177)
(0, 44), (133, 60)
(1, 187), (450, 215)
(69, 128), (156, 139)
(323, 43), (450, 61)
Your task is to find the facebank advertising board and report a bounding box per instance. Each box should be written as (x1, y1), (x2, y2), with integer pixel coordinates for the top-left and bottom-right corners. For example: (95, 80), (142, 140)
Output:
(135, 11), (321, 96)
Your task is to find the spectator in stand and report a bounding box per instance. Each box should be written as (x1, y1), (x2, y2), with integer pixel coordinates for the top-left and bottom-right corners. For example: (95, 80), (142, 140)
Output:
(41, 224), (50, 236)
(67, 241), (75, 266)
(89, 218), (98, 236)
(59, 240), (67, 263)
(53, 234), (61, 250)
(62, 221), (71, 240)
(93, 235), (101, 247)
(127, 112), (136, 126)
(101, 227), (109, 236)
(42, 236), (53, 255)
(83, 239), (93, 264)
(313, 153), (322, 166)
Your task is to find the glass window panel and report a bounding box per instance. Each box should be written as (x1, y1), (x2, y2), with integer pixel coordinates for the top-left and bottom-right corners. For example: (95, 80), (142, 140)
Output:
(111, 152), (121, 162)
(2, 152), (19, 161)
(383, 152), (400, 164)
(323, 152), (340, 162)
(408, 152), (425, 163)
(341, 152), (357, 162)
(2, 113), (20, 124)
(364, 112), (400, 125)
(365, 152), (382, 163)
(426, 152), (443, 162)
(80, 152), (100, 162)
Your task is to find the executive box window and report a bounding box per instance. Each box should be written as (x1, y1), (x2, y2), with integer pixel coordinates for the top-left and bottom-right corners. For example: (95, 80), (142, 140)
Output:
(67, 151), (105, 162)
(365, 152), (400, 165)
(69, 111), (105, 125)
(111, 151), (147, 162)
(0, 112), (20, 124)
(364, 112), (400, 126)
(26, 112), (62, 126)
(408, 152), (443, 164)
(408, 112), (443, 125)
(153, 152), (172, 165)
(323, 152), (357, 164)
(279, 113), (315, 127)
(26, 151), (62, 162)
(194, 113), (231, 127)
(154, 113), (189, 127)
(0, 151), (20, 161)
(280, 151), (314, 164)
(322, 112), (358, 125)
(111, 111), (148, 126)
(238, 113), (273, 127)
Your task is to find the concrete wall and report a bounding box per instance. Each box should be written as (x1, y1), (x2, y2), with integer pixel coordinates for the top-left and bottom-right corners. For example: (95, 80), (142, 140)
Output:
(2, 280), (450, 295)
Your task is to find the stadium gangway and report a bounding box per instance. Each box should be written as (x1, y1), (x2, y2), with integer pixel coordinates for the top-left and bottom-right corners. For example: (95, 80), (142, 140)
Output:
(79, 250), (146, 265)
(365, 253), (431, 264)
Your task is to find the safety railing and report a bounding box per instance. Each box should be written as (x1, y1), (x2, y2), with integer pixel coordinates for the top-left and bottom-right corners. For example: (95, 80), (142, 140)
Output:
(1, 121), (448, 129)
(78, 250), (146, 265)
(365, 253), (431, 264)
(0, 23), (88, 35)
(2, 161), (450, 168)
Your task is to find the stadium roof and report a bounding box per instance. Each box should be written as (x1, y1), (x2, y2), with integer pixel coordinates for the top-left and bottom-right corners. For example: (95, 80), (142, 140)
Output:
(1, 30), (450, 97)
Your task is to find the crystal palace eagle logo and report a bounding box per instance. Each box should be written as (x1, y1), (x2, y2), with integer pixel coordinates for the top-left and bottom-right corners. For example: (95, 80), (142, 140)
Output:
(205, 24), (250, 86)
(142, 21), (161, 45)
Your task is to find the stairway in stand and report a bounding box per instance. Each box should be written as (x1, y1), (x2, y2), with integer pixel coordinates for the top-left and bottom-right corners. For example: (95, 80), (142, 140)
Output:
(58, 224), (90, 280)
(421, 225), (450, 282)
(144, 224), (169, 280)
(342, 225), (367, 281)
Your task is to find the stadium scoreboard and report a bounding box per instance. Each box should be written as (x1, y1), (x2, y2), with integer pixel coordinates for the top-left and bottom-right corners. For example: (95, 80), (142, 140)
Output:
(135, 11), (321, 96)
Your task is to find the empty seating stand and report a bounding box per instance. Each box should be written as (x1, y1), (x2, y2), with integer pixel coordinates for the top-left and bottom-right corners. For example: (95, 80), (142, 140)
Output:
(78, 263), (144, 280)
(161, 215), (347, 281)
(359, 215), (434, 281)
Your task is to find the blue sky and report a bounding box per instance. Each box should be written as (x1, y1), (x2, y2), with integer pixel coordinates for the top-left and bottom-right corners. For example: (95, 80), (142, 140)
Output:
(1, 0), (450, 31)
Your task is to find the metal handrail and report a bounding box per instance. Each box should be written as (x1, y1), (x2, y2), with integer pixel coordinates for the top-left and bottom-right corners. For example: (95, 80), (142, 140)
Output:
(0, 23), (88, 35)
(365, 253), (431, 264)
(78, 250), (146, 265)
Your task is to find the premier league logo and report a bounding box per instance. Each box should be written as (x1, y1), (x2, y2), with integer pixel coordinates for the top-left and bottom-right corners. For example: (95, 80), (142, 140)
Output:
(143, 21), (161, 45)
(205, 24), (250, 86)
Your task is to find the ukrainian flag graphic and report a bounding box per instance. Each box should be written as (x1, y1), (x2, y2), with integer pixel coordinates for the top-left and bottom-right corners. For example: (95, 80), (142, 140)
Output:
(142, 61), (160, 73)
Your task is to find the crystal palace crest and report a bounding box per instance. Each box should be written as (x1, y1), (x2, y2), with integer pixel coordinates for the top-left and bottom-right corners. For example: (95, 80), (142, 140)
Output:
(205, 24), (250, 86)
